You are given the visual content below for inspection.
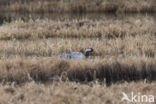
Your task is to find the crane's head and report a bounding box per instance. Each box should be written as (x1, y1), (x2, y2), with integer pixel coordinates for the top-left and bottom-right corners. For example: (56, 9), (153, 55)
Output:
(85, 48), (96, 58)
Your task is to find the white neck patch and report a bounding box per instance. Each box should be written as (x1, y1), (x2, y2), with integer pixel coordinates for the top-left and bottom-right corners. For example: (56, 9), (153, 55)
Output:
(85, 48), (92, 52)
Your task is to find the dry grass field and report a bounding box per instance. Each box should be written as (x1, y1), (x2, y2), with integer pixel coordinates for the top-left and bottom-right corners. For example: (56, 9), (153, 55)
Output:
(0, 0), (156, 103)
(0, 14), (155, 103)
(0, 81), (156, 104)
(0, 16), (155, 40)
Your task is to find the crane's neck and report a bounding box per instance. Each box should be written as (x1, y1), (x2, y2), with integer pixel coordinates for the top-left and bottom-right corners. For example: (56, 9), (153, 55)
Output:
(85, 51), (89, 58)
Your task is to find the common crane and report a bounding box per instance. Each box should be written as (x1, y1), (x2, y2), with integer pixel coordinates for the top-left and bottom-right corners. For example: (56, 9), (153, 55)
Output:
(59, 48), (95, 59)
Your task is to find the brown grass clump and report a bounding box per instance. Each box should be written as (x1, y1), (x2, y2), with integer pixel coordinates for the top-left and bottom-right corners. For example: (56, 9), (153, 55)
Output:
(1, 0), (156, 13)
(0, 58), (155, 85)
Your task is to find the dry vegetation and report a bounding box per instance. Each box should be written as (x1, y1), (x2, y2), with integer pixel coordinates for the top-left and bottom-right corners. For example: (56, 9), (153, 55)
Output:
(0, 16), (155, 87)
(0, 15), (155, 84)
(0, 36), (155, 59)
(0, 16), (155, 40)
(1, 0), (156, 13)
(0, 58), (155, 85)
(0, 14), (155, 102)
(0, 16), (155, 59)
(0, 0), (155, 103)
(0, 81), (156, 104)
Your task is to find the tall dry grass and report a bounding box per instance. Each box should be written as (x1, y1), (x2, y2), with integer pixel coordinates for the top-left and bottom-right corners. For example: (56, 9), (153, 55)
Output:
(0, 16), (155, 40)
(0, 15), (155, 84)
(0, 58), (155, 85)
(0, 36), (155, 59)
(2, 0), (156, 13)
(0, 1), (155, 103)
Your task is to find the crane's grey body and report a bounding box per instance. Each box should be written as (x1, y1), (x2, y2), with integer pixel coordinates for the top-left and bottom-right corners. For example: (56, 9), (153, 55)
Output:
(59, 48), (95, 59)
(60, 52), (85, 59)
